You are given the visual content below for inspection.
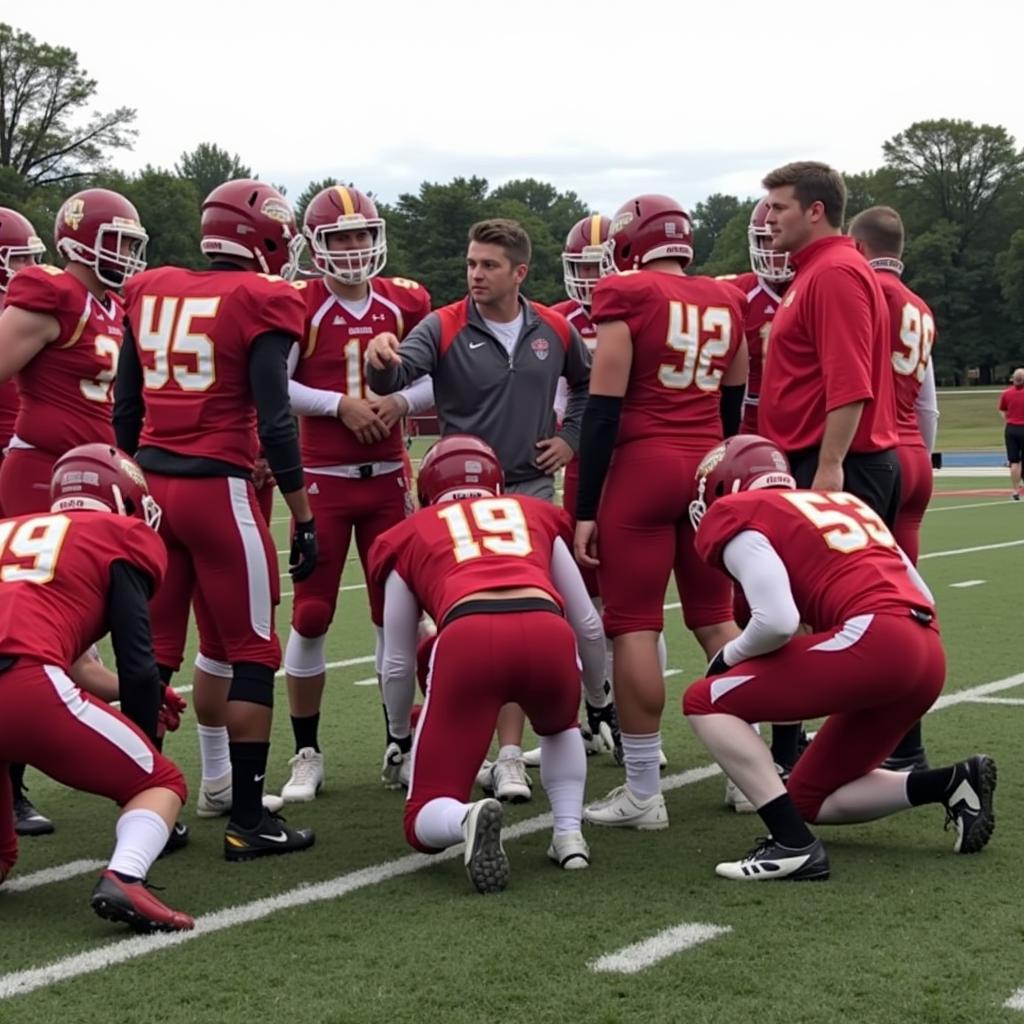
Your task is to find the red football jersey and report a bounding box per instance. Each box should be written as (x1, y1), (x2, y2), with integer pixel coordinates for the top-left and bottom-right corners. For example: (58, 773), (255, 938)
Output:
(759, 236), (898, 454)
(369, 494), (572, 625)
(876, 271), (937, 446)
(295, 276), (431, 466)
(5, 265), (124, 454)
(123, 267), (306, 470)
(0, 296), (19, 450)
(550, 299), (596, 350)
(696, 489), (933, 631)
(717, 272), (785, 401)
(0, 511), (165, 669)
(589, 271), (745, 452)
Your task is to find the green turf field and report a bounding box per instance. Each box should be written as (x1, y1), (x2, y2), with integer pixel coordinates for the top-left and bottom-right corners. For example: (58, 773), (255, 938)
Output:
(1, 468), (1022, 1024)
(936, 388), (1005, 451)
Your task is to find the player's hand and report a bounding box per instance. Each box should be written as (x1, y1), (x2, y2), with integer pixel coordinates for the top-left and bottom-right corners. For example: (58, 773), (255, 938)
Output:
(535, 436), (574, 474)
(584, 697), (623, 764)
(811, 460), (843, 492)
(574, 519), (599, 568)
(253, 457), (276, 491)
(371, 394), (409, 431)
(158, 685), (188, 736)
(705, 649), (731, 677)
(365, 332), (402, 370)
(290, 518), (318, 582)
(339, 397), (390, 444)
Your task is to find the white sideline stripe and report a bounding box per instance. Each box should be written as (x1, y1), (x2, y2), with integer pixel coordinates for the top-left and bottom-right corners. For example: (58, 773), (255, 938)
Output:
(2, 860), (107, 895)
(919, 539), (1024, 560)
(0, 764), (721, 1000)
(965, 697), (1024, 707)
(932, 673), (1024, 709)
(927, 500), (1008, 513)
(949, 580), (986, 589)
(588, 922), (732, 974)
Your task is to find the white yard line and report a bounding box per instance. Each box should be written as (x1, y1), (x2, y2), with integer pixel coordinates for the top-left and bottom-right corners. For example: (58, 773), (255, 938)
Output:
(588, 923), (733, 974)
(949, 580), (986, 589)
(1, 860), (107, 895)
(919, 539), (1024, 561)
(927, 500), (1010, 513)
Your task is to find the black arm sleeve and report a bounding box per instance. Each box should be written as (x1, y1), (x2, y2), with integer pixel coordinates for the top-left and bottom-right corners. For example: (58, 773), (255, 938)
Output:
(107, 561), (162, 743)
(574, 395), (622, 521)
(721, 385), (745, 439)
(113, 322), (145, 455)
(250, 331), (304, 495)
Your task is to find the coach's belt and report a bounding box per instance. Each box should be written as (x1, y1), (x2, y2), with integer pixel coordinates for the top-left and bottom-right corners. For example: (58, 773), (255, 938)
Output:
(310, 461), (404, 480)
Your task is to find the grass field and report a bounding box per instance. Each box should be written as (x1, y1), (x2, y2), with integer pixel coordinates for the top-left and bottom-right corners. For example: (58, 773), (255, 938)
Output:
(936, 388), (1005, 451)
(1, 464), (1023, 1024)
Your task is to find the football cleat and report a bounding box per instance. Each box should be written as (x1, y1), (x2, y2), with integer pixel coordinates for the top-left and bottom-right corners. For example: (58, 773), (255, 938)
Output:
(281, 747), (324, 802)
(476, 759), (495, 794)
(159, 821), (190, 859)
(584, 785), (668, 831)
(943, 754), (996, 854)
(547, 831), (591, 870)
(724, 778), (756, 814)
(521, 747), (542, 767)
(90, 871), (194, 932)
(715, 836), (831, 882)
(462, 798), (509, 894)
(491, 757), (532, 803)
(380, 742), (411, 790)
(196, 771), (233, 818)
(881, 749), (930, 772)
(659, 748), (668, 771)
(13, 796), (54, 837)
(224, 810), (315, 862)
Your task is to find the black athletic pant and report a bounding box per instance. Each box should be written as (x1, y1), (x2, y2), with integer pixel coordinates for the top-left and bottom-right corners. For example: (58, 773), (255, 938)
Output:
(785, 446), (902, 528)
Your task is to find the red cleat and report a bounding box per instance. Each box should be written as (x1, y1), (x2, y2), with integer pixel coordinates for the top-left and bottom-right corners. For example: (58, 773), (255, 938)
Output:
(89, 870), (194, 933)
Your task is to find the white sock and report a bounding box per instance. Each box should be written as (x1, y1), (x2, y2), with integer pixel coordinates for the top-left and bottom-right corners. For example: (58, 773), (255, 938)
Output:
(539, 728), (586, 833)
(622, 731), (662, 800)
(108, 809), (170, 880)
(414, 797), (471, 849)
(656, 633), (667, 674)
(198, 724), (230, 780)
(497, 744), (522, 762)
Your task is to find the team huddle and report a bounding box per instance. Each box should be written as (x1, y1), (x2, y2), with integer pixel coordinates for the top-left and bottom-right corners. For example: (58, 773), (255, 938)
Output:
(0, 159), (996, 934)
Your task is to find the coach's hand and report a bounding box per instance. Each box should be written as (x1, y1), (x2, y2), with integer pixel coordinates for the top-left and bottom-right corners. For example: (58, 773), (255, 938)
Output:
(339, 396), (389, 444)
(535, 436), (573, 474)
(253, 457), (276, 490)
(365, 332), (402, 370)
(290, 518), (319, 582)
(372, 394), (410, 431)
(574, 519), (599, 568)
(810, 459), (843, 492)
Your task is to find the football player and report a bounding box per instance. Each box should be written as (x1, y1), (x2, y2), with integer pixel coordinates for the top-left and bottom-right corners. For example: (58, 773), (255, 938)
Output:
(280, 185), (434, 802)
(114, 179), (318, 861)
(573, 194), (748, 831)
(368, 435), (608, 892)
(683, 435), (995, 880)
(0, 444), (192, 932)
(0, 189), (147, 837)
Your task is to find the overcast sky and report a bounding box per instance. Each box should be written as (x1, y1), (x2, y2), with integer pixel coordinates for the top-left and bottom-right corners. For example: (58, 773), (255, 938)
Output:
(14, 0), (1024, 214)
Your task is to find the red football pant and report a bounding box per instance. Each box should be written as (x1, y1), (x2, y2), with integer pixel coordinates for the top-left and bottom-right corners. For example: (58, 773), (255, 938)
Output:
(597, 445), (733, 636)
(0, 660), (187, 805)
(894, 444), (933, 564)
(561, 459), (599, 598)
(147, 475), (281, 671)
(0, 447), (56, 516)
(255, 481), (275, 524)
(404, 611), (581, 852)
(291, 470), (409, 636)
(683, 612), (945, 821)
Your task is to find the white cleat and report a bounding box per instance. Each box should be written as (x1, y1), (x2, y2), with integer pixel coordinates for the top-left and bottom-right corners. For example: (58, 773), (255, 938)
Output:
(262, 793), (284, 814)
(724, 777), (756, 814)
(281, 747), (325, 803)
(463, 798), (509, 894)
(584, 785), (669, 830)
(547, 830), (591, 870)
(491, 756), (532, 803)
(196, 771), (233, 818)
(476, 759), (495, 793)
(521, 747), (542, 767)
(381, 742), (411, 790)
(659, 748), (668, 771)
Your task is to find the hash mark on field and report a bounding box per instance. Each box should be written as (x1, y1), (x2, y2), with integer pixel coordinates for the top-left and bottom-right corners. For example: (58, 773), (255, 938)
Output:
(949, 579), (986, 588)
(588, 922), (732, 974)
(1, 860), (106, 895)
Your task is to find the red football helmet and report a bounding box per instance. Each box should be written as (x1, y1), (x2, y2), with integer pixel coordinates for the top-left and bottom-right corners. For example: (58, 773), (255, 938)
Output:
(54, 188), (147, 289)
(303, 185), (387, 284)
(50, 443), (162, 529)
(688, 434), (795, 530)
(200, 179), (303, 280)
(0, 208), (45, 292)
(562, 214), (614, 307)
(417, 435), (504, 506)
(607, 194), (693, 272)
(748, 197), (793, 283)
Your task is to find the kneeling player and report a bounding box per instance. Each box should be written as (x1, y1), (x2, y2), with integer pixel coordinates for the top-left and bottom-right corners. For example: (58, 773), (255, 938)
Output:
(682, 435), (995, 880)
(369, 436), (608, 893)
(0, 445), (192, 931)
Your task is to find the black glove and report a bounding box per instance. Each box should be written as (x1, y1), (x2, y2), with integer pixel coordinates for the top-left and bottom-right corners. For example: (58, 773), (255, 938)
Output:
(289, 518), (318, 582)
(706, 648), (730, 677)
(584, 697), (623, 765)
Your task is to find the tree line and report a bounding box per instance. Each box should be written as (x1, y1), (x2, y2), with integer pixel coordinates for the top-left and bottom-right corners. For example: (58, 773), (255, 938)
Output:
(2, 22), (1023, 384)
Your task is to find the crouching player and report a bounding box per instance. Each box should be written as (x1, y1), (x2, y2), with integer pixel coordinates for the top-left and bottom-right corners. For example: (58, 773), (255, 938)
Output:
(682, 435), (996, 881)
(0, 444), (192, 931)
(369, 435), (609, 893)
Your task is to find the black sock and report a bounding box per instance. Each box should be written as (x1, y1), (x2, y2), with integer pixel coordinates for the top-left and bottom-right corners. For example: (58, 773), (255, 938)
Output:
(890, 721), (924, 759)
(291, 714), (320, 753)
(229, 741), (270, 830)
(758, 793), (816, 849)
(382, 703), (393, 745)
(771, 724), (802, 771)
(112, 870), (142, 884)
(906, 764), (957, 806)
(9, 763), (26, 797)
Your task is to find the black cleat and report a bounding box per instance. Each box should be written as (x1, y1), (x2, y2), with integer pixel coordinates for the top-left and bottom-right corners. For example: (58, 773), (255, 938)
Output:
(90, 871), (193, 933)
(159, 820), (190, 859)
(881, 749), (930, 771)
(224, 809), (315, 862)
(14, 796), (54, 837)
(943, 755), (996, 854)
(715, 836), (831, 882)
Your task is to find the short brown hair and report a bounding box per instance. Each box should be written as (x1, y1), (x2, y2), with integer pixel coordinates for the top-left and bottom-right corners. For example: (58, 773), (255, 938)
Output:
(762, 161), (847, 228)
(468, 218), (531, 267)
(849, 205), (904, 258)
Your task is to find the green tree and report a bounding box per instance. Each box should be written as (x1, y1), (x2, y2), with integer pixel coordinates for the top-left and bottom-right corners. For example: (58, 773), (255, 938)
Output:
(695, 200), (756, 278)
(174, 143), (252, 205)
(691, 193), (742, 268)
(842, 168), (899, 223)
(0, 23), (136, 186)
(124, 167), (202, 269)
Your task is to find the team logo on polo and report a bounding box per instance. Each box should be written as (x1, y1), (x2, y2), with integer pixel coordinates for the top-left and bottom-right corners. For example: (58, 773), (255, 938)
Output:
(783, 289), (797, 308)
(531, 337), (550, 361)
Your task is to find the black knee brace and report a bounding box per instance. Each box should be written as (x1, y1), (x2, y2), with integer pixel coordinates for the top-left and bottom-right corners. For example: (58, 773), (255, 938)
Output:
(228, 662), (275, 708)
